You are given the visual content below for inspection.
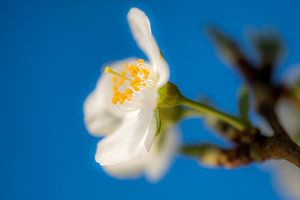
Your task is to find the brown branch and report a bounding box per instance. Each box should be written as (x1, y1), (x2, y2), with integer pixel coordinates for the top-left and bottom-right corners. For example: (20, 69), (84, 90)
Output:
(209, 120), (259, 145)
(231, 45), (300, 168)
(205, 27), (300, 168)
(182, 133), (300, 168)
(263, 135), (300, 167)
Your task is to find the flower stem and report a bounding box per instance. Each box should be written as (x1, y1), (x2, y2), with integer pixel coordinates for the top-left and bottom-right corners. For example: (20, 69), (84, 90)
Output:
(180, 97), (246, 131)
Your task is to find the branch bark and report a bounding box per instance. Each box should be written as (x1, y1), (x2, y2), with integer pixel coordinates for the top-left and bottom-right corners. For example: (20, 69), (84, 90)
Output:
(205, 27), (300, 168)
(230, 39), (300, 168)
(182, 134), (300, 168)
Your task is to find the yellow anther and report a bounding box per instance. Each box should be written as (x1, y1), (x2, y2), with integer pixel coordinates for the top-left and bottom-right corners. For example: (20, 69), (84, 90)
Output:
(132, 85), (141, 92)
(126, 64), (138, 78)
(111, 76), (118, 85)
(112, 96), (118, 105)
(124, 88), (133, 100)
(131, 70), (139, 78)
(130, 77), (144, 91)
(127, 64), (137, 71)
(112, 90), (120, 105)
(118, 78), (124, 86)
(130, 77), (140, 86)
(113, 86), (118, 92)
(117, 92), (126, 104)
(137, 59), (144, 64)
(142, 69), (150, 79)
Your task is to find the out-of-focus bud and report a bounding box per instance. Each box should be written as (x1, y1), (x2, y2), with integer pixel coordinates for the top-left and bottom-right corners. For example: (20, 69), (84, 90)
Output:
(249, 28), (283, 67)
(206, 26), (242, 65)
(181, 144), (222, 167)
(200, 146), (222, 166)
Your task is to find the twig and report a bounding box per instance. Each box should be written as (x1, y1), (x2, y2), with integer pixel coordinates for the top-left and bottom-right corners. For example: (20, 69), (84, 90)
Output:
(202, 27), (300, 168)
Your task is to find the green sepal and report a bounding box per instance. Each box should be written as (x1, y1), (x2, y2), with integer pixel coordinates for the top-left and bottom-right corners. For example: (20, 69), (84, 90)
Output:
(157, 82), (182, 108)
(154, 109), (162, 137)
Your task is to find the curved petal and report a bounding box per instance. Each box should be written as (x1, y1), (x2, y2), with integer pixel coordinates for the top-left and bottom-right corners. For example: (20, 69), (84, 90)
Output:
(84, 93), (121, 136)
(145, 127), (180, 182)
(127, 8), (169, 86)
(102, 156), (147, 179)
(95, 101), (157, 165)
(274, 161), (300, 200)
(83, 58), (136, 136)
(100, 127), (179, 181)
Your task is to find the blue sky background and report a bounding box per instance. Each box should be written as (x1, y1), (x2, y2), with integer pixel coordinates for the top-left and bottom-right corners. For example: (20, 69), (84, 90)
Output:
(1, 0), (300, 199)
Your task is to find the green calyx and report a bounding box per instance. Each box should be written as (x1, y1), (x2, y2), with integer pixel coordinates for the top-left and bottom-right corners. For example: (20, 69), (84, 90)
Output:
(157, 82), (183, 108)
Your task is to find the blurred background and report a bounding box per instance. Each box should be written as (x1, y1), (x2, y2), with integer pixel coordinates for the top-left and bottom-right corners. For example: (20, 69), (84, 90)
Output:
(1, 0), (300, 199)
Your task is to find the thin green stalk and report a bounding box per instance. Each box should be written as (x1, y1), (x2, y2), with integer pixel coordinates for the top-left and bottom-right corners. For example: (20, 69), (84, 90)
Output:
(180, 97), (246, 131)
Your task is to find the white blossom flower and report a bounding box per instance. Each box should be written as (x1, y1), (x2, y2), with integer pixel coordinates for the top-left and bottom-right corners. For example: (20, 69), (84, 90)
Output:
(84, 7), (173, 178)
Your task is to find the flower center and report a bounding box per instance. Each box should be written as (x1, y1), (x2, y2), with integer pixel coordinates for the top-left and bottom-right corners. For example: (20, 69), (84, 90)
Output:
(105, 59), (155, 105)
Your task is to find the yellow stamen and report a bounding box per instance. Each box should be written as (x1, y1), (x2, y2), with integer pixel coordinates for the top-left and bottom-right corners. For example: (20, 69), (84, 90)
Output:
(105, 66), (132, 81)
(124, 88), (133, 100)
(112, 96), (118, 105)
(117, 92), (126, 104)
(137, 59), (144, 64)
(105, 59), (152, 105)
(142, 69), (149, 79)
(112, 90), (119, 104)
(131, 77), (147, 92)
(118, 71), (127, 86)
(113, 86), (118, 92)
(111, 76), (118, 85)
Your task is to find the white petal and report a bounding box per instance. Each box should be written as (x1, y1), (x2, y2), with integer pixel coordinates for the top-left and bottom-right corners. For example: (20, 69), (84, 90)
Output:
(274, 161), (300, 200)
(100, 127), (179, 181)
(145, 127), (180, 182)
(84, 92), (120, 136)
(102, 156), (147, 179)
(95, 106), (157, 165)
(155, 58), (170, 87)
(83, 58), (136, 136)
(277, 99), (300, 137)
(127, 8), (169, 86)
